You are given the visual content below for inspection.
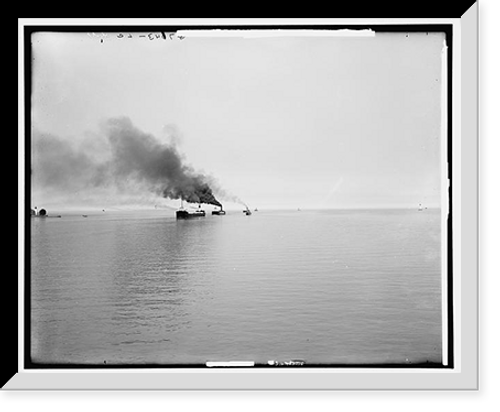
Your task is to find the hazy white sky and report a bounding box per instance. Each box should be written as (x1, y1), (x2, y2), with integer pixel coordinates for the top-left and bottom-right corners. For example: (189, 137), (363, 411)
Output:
(31, 30), (445, 210)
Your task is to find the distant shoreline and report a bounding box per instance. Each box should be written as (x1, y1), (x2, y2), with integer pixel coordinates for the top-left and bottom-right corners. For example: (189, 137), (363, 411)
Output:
(29, 206), (442, 218)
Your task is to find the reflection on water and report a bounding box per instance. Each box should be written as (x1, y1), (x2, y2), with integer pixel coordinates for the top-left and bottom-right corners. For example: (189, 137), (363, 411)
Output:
(31, 209), (442, 365)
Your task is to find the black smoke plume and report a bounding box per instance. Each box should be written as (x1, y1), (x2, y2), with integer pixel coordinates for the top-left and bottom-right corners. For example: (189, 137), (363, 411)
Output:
(33, 117), (224, 207)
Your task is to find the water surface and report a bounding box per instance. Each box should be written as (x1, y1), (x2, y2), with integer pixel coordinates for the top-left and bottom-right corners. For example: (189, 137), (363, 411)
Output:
(31, 209), (442, 365)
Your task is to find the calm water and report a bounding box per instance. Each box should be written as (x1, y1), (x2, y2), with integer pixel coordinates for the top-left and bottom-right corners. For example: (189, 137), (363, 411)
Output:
(31, 209), (442, 365)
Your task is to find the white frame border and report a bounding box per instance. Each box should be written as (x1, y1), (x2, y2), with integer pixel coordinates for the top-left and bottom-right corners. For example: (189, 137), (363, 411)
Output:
(11, 11), (478, 390)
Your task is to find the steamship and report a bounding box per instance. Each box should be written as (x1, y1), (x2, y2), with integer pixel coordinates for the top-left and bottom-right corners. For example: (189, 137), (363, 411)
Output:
(176, 209), (205, 219)
(212, 206), (226, 215)
(176, 201), (206, 219)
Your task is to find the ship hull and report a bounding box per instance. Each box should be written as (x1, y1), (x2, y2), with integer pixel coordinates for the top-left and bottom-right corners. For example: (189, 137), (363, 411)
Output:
(176, 210), (206, 219)
(212, 210), (226, 215)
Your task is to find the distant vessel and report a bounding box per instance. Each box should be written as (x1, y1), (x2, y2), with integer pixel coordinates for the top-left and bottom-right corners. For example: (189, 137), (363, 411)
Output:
(31, 207), (61, 218)
(243, 207), (252, 216)
(176, 201), (206, 219)
(212, 206), (226, 215)
(31, 206), (45, 216)
(176, 209), (206, 219)
(418, 203), (423, 211)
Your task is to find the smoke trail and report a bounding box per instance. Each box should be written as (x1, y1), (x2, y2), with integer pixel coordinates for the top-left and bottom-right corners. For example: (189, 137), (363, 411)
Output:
(33, 131), (99, 191)
(32, 117), (225, 207)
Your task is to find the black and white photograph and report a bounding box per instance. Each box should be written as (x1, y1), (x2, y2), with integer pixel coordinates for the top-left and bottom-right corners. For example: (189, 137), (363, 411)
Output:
(27, 25), (451, 370)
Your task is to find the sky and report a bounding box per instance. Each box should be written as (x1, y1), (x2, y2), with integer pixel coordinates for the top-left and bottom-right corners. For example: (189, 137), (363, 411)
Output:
(31, 30), (445, 211)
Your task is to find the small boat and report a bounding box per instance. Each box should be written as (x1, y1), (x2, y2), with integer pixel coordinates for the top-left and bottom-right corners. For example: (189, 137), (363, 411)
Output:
(82, 215), (88, 218)
(243, 208), (252, 216)
(31, 207), (61, 218)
